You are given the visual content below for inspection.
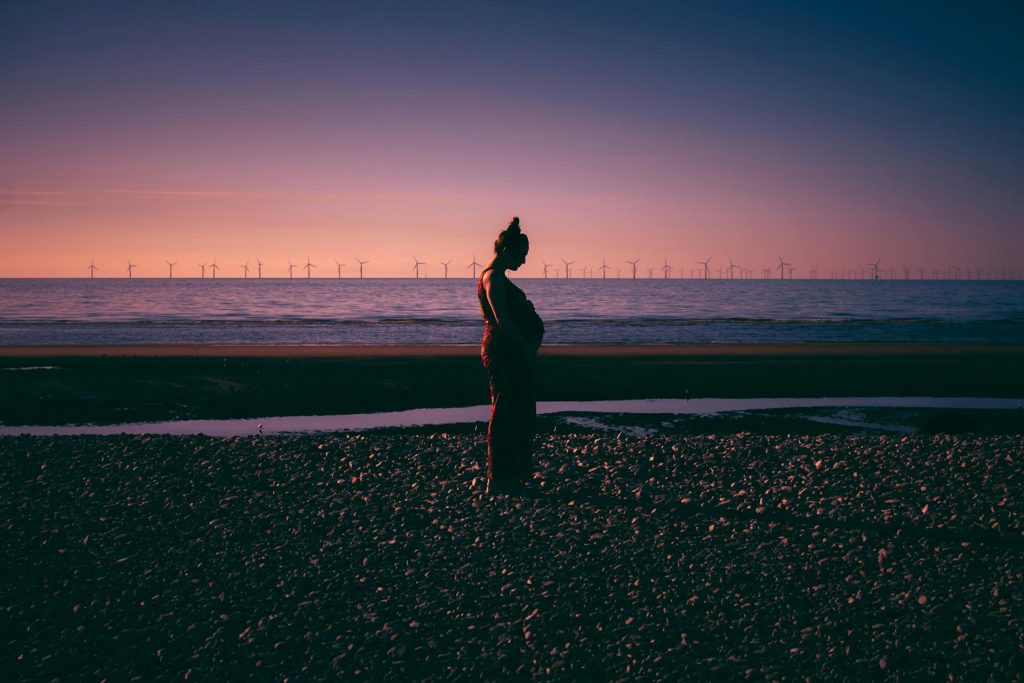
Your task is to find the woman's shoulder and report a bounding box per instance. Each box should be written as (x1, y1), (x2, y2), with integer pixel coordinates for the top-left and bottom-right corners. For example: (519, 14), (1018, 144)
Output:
(480, 268), (505, 287)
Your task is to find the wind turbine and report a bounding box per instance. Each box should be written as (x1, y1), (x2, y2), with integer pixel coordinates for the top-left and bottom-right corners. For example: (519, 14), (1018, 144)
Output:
(257, 259), (263, 279)
(726, 258), (739, 280)
(626, 258), (640, 279)
(661, 259), (672, 279)
(356, 258), (368, 279)
(241, 262), (249, 279)
(902, 265), (911, 280)
(599, 259), (610, 279)
(304, 257), (316, 279)
(468, 255), (483, 279)
(209, 259), (220, 279)
(541, 261), (551, 279)
(166, 261), (177, 278)
(126, 260), (136, 279)
(777, 255), (790, 280)
(698, 257), (711, 280)
(198, 263), (207, 279)
(334, 260), (345, 278)
(867, 259), (881, 280)
(413, 256), (425, 279)
(439, 259), (452, 279)
(561, 258), (574, 279)
(287, 260), (296, 279)
(87, 260), (98, 279)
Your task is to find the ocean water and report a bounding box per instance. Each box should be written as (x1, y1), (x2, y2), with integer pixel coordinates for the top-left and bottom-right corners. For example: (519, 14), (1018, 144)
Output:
(1, 278), (1022, 345)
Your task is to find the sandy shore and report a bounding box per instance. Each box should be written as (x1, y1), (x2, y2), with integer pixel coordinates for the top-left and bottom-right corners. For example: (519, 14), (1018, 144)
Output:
(2, 343), (1023, 426)
(3, 430), (1022, 679)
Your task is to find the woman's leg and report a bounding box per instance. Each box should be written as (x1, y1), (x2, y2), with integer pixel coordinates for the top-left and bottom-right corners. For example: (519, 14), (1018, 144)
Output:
(485, 354), (534, 482)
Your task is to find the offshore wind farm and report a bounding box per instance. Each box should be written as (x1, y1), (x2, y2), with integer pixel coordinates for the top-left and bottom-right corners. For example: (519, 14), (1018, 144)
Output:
(9, 251), (1018, 283)
(6, 252), (1024, 281)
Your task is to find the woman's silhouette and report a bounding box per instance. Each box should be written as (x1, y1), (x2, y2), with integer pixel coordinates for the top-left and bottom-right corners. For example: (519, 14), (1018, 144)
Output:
(477, 217), (545, 494)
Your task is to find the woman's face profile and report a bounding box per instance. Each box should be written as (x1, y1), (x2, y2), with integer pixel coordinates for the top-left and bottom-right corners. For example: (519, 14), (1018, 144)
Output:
(508, 246), (528, 270)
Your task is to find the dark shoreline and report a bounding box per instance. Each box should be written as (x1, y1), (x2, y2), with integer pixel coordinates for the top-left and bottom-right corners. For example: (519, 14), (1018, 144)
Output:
(2, 343), (1023, 426)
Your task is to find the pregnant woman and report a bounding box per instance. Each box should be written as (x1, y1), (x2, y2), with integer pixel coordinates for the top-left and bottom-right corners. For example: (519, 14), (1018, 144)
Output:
(477, 217), (545, 495)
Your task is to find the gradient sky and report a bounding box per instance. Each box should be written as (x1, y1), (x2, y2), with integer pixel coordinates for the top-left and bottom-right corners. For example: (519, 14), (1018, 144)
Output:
(2, 1), (1022, 277)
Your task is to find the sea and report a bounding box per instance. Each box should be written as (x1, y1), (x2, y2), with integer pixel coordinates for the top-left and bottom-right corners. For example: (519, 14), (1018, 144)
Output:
(1, 278), (1022, 346)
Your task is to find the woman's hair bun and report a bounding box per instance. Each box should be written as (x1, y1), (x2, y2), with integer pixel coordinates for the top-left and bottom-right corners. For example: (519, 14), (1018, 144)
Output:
(494, 215), (528, 254)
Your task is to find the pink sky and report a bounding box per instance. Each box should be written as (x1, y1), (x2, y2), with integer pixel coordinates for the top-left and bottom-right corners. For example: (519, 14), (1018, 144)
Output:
(2, 3), (1021, 278)
(2, 114), (1017, 278)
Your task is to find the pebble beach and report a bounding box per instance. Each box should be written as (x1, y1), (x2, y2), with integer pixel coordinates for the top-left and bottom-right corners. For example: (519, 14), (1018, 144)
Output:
(3, 430), (1022, 681)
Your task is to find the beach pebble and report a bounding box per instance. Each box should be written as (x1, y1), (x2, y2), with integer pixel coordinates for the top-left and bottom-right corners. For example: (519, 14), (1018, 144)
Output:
(2, 430), (1022, 680)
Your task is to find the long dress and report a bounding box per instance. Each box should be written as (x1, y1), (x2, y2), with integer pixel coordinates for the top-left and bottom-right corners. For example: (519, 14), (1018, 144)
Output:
(477, 267), (545, 482)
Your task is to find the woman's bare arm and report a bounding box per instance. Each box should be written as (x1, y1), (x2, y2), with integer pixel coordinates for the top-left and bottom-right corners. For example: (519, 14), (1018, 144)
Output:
(483, 270), (535, 354)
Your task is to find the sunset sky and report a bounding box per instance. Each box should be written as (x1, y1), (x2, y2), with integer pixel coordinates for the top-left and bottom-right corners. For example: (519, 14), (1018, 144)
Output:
(2, 1), (1022, 278)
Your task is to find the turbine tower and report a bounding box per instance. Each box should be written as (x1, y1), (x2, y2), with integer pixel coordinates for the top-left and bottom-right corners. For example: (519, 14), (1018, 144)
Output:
(439, 259), (452, 279)
(210, 259), (220, 279)
(87, 260), (98, 279)
(541, 261), (551, 279)
(561, 258), (574, 279)
(287, 260), (296, 279)
(256, 259), (263, 279)
(304, 257), (316, 279)
(413, 256), (425, 279)
(698, 257), (711, 280)
(166, 261), (176, 278)
(126, 260), (137, 279)
(777, 255), (790, 280)
(334, 260), (346, 279)
(727, 258), (739, 280)
(468, 255), (483, 279)
(198, 263), (207, 279)
(661, 258), (672, 279)
(868, 259), (882, 280)
(626, 258), (640, 279)
(356, 258), (368, 279)
(241, 262), (249, 279)
(599, 259), (610, 279)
